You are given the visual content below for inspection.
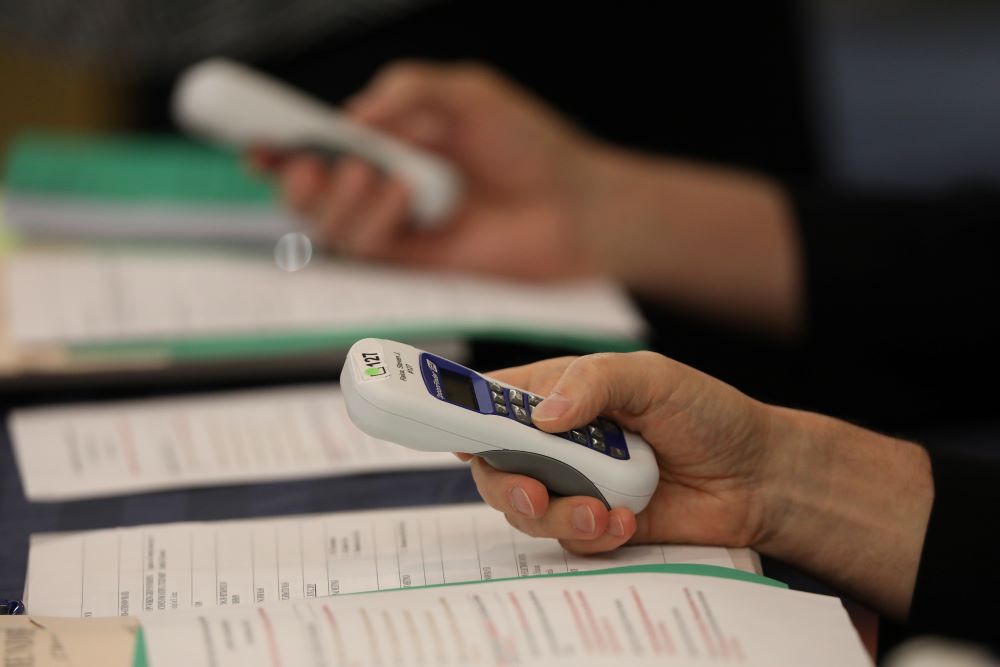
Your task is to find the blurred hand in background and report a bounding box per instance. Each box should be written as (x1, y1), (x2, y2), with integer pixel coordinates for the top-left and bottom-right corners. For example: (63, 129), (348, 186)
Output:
(253, 61), (804, 339)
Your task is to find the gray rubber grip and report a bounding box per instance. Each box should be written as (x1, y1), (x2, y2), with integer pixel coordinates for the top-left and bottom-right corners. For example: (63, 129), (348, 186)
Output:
(478, 450), (611, 509)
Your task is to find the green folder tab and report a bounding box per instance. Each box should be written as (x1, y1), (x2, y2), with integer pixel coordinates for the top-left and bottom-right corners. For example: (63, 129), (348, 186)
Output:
(4, 132), (275, 204)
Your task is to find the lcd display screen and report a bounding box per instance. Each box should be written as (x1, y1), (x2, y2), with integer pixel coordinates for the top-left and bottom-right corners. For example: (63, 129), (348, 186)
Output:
(440, 369), (478, 410)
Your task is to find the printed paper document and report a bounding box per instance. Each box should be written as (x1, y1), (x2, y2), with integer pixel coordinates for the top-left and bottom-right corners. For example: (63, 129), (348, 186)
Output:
(24, 504), (750, 618)
(6, 249), (645, 348)
(9, 384), (463, 501)
(137, 568), (872, 666)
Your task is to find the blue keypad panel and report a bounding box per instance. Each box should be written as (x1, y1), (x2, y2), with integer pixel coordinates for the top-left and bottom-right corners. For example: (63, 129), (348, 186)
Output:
(487, 380), (630, 460)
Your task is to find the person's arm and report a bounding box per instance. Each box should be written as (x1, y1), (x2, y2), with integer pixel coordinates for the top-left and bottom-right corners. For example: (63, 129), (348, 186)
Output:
(254, 61), (805, 338)
(568, 145), (804, 338)
(260, 61), (1000, 347)
(468, 352), (935, 622)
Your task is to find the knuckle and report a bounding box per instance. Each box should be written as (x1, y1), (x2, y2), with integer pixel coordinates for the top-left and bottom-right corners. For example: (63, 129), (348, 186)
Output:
(569, 353), (617, 386)
(380, 59), (433, 84)
(368, 61), (437, 100)
(450, 61), (503, 95)
(564, 353), (635, 415)
(630, 350), (666, 367)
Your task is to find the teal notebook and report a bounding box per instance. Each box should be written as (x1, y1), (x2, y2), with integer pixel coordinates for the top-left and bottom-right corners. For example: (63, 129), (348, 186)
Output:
(3, 132), (291, 244)
(5, 132), (272, 204)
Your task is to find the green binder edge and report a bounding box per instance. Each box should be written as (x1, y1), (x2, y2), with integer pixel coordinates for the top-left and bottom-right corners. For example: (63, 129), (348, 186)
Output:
(131, 563), (783, 666)
(5, 132), (275, 204)
(68, 324), (644, 362)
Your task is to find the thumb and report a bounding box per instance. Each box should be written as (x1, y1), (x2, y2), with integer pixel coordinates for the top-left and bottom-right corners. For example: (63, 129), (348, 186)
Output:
(529, 351), (674, 432)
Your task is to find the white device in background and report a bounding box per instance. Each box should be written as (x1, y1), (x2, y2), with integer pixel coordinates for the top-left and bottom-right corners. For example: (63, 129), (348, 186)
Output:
(341, 338), (659, 513)
(172, 58), (462, 227)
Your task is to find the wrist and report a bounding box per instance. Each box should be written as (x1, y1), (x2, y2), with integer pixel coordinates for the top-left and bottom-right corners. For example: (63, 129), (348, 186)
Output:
(754, 406), (841, 554)
(755, 406), (935, 618)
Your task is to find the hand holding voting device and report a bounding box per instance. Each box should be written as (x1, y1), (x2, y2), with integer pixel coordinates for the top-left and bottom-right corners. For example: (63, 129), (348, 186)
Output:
(341, 338), (658, 513)
(172, 58), (462, 226)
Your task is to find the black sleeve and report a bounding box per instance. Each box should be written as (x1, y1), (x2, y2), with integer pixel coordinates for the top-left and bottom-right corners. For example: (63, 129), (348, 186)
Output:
(788, 187), (1000, 427)
(794, 186), (1000, 353)
(904, 449), (1000, 649)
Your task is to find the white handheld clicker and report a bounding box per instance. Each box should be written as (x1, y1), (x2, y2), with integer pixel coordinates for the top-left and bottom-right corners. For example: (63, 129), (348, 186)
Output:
(172, 58), (462, 226)
(341, 338), (659, 513)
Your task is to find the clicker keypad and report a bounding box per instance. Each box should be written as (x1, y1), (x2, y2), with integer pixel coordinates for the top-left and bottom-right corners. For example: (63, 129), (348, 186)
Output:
(487, 381), (629, 459)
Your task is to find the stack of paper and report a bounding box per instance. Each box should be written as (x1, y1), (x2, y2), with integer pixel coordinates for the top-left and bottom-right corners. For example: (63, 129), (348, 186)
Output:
(17, 504), (870, 666)
(3, 565), (874, 667)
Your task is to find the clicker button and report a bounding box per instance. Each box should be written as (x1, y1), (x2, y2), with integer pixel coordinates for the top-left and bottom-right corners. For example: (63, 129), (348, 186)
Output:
(599, 418), (621, 435)
(513, 405), (530, 424)
(507, 389), (524, 407)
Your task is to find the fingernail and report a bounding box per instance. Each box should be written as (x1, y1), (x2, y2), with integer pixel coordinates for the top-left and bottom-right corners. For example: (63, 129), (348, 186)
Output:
(572, 505), (596, 535)
(609, 516), (626, 538)
(531, 393), (572, 423)
(510, 486), (535, 517)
